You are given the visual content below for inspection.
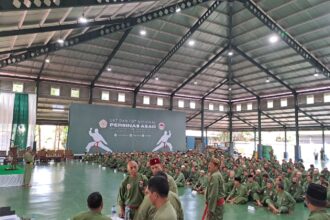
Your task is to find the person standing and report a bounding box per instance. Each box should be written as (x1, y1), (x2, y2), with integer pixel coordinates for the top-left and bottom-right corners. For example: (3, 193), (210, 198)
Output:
(203, 158), (226, 220)
(72, 192), (111, 220)
(305, 183), (330, 219)
(118, 161), (148, 220)
(147, 176), (177, 220)
(149, 158), (178, 194)
(23, 146), (34, 187)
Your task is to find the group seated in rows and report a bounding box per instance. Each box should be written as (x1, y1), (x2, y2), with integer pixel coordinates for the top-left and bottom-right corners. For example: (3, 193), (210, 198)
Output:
(82, 150), (330, 215)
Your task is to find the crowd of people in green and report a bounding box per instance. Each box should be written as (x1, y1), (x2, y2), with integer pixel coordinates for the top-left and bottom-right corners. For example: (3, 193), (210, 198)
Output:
(76, 149), (330, 220)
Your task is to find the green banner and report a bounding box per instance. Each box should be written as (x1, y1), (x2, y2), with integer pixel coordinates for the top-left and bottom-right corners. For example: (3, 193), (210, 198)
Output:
(11, 93), (29, 149)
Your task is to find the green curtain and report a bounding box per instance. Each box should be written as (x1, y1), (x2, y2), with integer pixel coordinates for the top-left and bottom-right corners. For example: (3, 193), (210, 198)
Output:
(11, 94), (29, 149)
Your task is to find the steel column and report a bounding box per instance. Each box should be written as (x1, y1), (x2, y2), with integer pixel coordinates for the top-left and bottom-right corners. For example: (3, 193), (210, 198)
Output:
(229, 102), (233, 143)
(284, 126), (288, 159)
(257, 97), (262, 159)
(89, 87), (93, 104)
(294, 93), (301, 161)
(169, 95), (174, 111)
(132, 92), (137, 108)
(201, 99), (205, 152)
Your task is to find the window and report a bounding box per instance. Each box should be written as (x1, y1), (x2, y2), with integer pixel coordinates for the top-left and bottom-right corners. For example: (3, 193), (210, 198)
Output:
(13, 82), (23, 93)
(281, 98), (287, 107)
(306, 95), (314, 104)
(209, 103), (214, 111)
(143, 96), (150, 105)
(267, 100), (273, 109)
(71, 88), (80, 98)
(190, 101), (196, 109)
(157, 97), (164, 106)
(178, 100), (184, 108)
(118, 93), (125, 102)
(236, 104), (241, 111)
(101, 91), (109, 101)
(50, 87), (60, 96)
(247, 103), (253, 110)
(324, 93), (330, 103)
(219, 104), (224, 111)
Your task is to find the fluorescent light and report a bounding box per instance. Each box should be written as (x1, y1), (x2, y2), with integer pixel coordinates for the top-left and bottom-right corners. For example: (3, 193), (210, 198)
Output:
(228, 51), (234, 56)
(228, 87), (232, 91)
(314, 73), (319, 77)
(78, 16), (88, 23)
(57, 39), (64, 44)
(188, 40), (195, 46)
(194, 81), (198, 85)
(176, 7), (181, 13)
(107, 67), (112, 72)
(266, 78), (270, 83)
(45, 59), (50, 63)
(155, 77), (159, 81)
(140, 30), (147, 36)
(269, 34), (279, 43)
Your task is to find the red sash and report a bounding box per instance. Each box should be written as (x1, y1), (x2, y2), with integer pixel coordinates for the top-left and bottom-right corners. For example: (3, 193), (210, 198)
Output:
(202, 198), (225, 220)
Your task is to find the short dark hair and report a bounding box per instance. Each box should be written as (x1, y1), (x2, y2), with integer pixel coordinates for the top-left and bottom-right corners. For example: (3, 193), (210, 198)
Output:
(87, 192), (103, 209)
(148, 176), (169, 198)
(155, 171), (168, 180)
(277, 183), (284, 190)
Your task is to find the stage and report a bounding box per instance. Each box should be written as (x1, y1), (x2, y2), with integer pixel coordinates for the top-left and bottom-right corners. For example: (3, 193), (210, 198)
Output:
(0, 165), (24, 187)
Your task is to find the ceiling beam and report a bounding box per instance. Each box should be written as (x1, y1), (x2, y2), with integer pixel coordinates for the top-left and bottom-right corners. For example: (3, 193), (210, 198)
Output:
(0, 0), (212, 69)
(205, 113), (228, 129)
(299, 108), (325, 127)
(202, 78), (228, 99)
(171, 44), (229, 96)
(133, 0), (223, 93)
(231, 78), (259, 98)
(91, 29), (131, 87)
(242, 0), (330, 79)
(260, 111), (286, 128)
(186, 111), (201, 123)
(0, 0), (155, 11)
(232, 114), (257, 129)
(233, 46), (295, 93)
(0, 18), (126, 38)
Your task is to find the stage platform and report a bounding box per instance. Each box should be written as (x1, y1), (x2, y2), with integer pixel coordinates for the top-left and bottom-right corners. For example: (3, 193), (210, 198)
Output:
(0, 166), (24, 188)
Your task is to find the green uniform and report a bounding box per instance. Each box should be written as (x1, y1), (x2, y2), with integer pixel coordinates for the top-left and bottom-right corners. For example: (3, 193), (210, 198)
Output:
(261, 187), (276, 206)
(118, 173), (148, 219)
(228, 184), (248, 204)
(153, 200), (177, 220)
(246, 181), (260, 201)
(288, 182), (304, 202)
(194, 175), (208, 190)
(205, 171), (225, 220)
(166, 173), (178, 194)
(23, 151), (34, 186)
(174, 172), (185, 187)
(225, 177), (234, 196)
(134, 192), (183, 220)
(308, 209), (330, 220)
(72, 211), (111, 220)
(272, 191), (296, 213)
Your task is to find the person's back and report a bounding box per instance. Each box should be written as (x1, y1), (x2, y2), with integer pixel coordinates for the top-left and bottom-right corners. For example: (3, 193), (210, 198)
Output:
(72, 210), (111, 220)
(72, 192), (111, 220)
(153, 200), (177, 220)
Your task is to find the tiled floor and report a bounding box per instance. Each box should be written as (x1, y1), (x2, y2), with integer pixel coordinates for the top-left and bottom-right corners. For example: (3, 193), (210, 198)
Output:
(0, 161), (317, 219)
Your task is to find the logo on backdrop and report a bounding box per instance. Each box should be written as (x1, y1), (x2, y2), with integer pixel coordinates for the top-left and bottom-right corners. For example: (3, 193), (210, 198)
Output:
(152, 130), (173, 152)
(158, 122), (166, 130)
(99, 119), (108, 128)
(86, 128), (113, 153)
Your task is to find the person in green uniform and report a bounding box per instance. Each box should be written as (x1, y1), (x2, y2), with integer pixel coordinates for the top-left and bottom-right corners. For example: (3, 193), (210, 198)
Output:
(72, 192), (111, 220)
(23, 146), (34, 187)
(203, 158), (225, 220)
(288, 176), (304, 202)
(149, 158), (178, 194)
(134, 172), (184, 220)
(305, 183), (330, 220)
(147, 176), (177, 220)
(246, 174), (262, 206)
(193, 170), (208, 194)
(260, 180), (276, 207)
(267, 183), (296, 214)
(174, 168), (185, 187)
(226, 177), (248, 204)
(118, 161), (148, 219)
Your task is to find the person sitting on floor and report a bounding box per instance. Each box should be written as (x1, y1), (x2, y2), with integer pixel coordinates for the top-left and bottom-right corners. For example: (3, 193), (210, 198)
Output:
(226, 177), (248, 204)
(267, 183), (296, 214)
